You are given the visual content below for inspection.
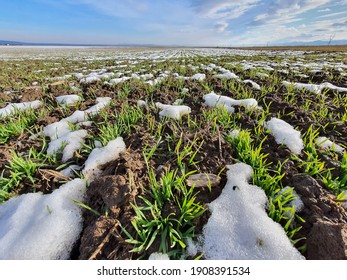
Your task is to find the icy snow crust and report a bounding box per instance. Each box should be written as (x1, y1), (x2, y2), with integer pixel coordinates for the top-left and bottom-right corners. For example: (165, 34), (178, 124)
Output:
(265, 118), (304, 155)
(0, 179), (86, 259)
(202, 163), (304, 260)
(0, 100), (42, 118)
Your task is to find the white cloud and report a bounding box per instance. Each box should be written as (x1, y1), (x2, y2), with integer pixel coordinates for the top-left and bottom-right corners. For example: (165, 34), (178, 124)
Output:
(215, 21), (229, 33)
(231, 15), (347, 46)
(318, 8), (331, 12)
(192, 0), (260, 19)
(255, 0), (332, 23)
(317, 11), (347, 18)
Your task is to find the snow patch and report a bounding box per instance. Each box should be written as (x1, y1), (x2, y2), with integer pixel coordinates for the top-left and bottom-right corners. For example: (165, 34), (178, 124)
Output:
(202, 163), (304, 260)
(265, 118), (303, 155)
(316, 136), (345, 153)
(283, 81), (322, 94)
(214, 70), (239, 80)
(279, 187), (304, 214)
(47, 130), (88, 162)
(191, 73), (206, 81)
(148, 252), (170, 260)
(283, 81), (347, 95)
(55, 94), (82, 105)
(59, 165), (82, 178)
(229, 129), (240, 139)
(0, 100), (42, 118)
(186, 238), (198, 257)
(243, 79), (261, 90)
(0, 179), (86, 259)
(43, 120), (71, 140)
(137, 100), (147, 108)
(45, 97), (111, 140)
(82, 137), (126, 181)
(155, 102), (191, 120)
(203, 91), (258, 112)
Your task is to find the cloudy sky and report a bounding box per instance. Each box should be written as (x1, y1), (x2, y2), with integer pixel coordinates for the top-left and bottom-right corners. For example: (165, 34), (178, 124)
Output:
(1, 0), (347, 46)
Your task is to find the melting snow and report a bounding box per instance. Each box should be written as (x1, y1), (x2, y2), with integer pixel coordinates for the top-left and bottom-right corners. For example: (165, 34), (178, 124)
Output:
(202, 163), (304, 260)
(203, 91), (258, 112)
(84, 97), (112, 114)
(243, 79), (261, 90)
(256, 72), (269, 78)
(155, 102), (191, 120)
(43, 120), (71, 140)
(0, 179), (86, 259)
(283, 81), (347, 94)
(0, 100), (42, 118)
(107, 77), (131, 85)
(55, 94), (82, 105)
(191, 73), (206, 81)
(148, 252), (170, 260)
(265, 118), (303, 155)
(316, 136), (345, 153)
(44, 97), (111, 140)
(214, 70), (239, 80)
(229, 129), (241, 139)
(82, 137), (126, 181)
(279, 186), (304, 214)
(47, 130), (88, 162)
(137, 100), (147, 108)
(59, 165), (82, 178)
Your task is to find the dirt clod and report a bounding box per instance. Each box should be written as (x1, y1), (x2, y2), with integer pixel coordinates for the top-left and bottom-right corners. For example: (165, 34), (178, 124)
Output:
(307, 221), (347, 260)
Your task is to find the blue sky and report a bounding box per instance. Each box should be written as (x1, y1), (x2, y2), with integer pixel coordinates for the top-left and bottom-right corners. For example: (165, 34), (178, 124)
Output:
(1, 0), (347, 46)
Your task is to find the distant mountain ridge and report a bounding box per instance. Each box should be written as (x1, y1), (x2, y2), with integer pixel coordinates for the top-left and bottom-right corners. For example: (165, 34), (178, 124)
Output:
(0, 40), (158, 47)
(273, 39), (347, 46)
(0, 40), (24, 45)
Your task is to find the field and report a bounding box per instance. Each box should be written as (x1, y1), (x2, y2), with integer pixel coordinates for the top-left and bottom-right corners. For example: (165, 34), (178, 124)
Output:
(0, 46), (346, 260)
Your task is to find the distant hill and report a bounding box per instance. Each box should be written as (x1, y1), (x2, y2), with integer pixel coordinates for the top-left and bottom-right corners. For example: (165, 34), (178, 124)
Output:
(0, 40), (160, 47)
(269, 39), (347, 47)
(0, 40), (25, 45)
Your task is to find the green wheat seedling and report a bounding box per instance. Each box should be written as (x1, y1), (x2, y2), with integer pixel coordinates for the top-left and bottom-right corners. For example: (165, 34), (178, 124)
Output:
(97, 105), (143, 146)
(322, 152), (347, 193)
(0, 149), (46, 203)
(121, 142), (206, 258)
(174, 134), (203, 173)
(0, 108), (38, 144)
(123, 161), (205, 258)
(117, 83), (131, 100)
(295, 125), (347, 194)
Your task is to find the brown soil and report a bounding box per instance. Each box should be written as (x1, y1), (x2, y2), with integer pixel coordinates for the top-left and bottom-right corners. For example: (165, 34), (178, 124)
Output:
(20, 86), (43, 102)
